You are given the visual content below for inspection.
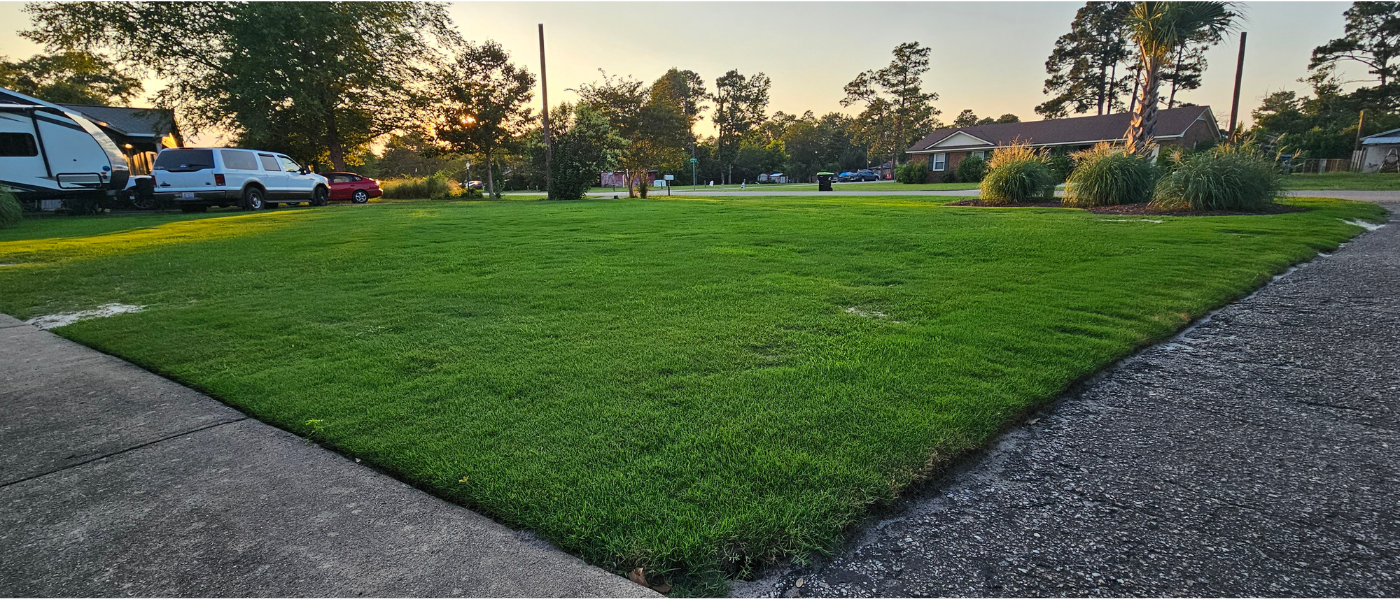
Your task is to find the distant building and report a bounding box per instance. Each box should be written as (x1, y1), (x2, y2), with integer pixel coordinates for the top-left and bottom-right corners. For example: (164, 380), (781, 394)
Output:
(600, 169), (657, 188)
(1358, 128), (1400, 173)
(58, 104), (182, 175)
(905, 106), (1221, 176)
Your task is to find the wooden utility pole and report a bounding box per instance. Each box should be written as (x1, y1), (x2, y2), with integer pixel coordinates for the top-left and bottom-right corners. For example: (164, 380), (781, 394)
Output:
(1355, 109), (1367, 152)
(1228, 32), (1247, 140)
(538, 23), (552, 199)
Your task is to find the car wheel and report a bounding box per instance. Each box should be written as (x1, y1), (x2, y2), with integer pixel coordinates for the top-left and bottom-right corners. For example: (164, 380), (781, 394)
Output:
(310, 186), (329, 207)
(352, 189), (369, 204)
(180, 204), (208, 213)
(240, 187), (265, 211)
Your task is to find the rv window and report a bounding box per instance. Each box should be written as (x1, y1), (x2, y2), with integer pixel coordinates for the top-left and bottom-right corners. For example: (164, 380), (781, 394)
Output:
(0, 133), (38, 157)
(258, 155), (280, 171)
(220, 150), (259, 171)
(154, 149), (215, 172)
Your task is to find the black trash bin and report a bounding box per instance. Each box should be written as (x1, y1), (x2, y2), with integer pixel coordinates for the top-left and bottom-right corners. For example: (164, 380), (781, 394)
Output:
(817, 172), (834, 192)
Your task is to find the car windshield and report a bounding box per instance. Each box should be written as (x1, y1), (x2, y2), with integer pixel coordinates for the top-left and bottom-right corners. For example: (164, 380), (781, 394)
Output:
(154, 149), (215, 172)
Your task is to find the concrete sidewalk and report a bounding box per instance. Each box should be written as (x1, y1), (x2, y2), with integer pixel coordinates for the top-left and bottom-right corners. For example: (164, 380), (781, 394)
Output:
(737, 203), (1399, 596)
(0, 316), (654, 597)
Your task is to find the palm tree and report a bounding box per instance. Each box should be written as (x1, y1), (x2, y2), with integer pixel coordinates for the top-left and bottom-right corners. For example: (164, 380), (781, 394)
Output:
(1123, 1), (1238, 155)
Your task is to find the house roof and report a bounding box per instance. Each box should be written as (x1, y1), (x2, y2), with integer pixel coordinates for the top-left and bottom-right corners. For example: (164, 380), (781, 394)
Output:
(58, 104), (177, 139)
(1361, 127), (1400, 145)
(907, 106), (1217, 153)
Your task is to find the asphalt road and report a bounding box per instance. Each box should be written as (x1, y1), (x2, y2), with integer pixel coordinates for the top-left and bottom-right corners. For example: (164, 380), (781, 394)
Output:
(736, 200), (1399, 597)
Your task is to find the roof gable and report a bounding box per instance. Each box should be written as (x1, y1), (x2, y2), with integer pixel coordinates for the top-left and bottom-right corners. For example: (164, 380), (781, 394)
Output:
(930, 131), (994, 149)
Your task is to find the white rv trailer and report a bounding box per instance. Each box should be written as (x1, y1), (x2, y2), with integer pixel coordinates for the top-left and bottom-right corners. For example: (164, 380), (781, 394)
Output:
(0, 87), (130, 209)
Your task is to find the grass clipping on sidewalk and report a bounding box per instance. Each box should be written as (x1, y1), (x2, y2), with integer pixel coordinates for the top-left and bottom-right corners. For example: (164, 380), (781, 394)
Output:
(0, 195), (1387, 591)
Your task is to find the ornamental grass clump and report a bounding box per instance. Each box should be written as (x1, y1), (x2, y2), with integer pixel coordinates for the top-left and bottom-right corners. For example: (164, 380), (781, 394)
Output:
(381, 174), (455, 200)
(0, 187), (21, 229)
(1151, 144), (1282, 212)
(980, 142), (1056, 205)
(1063, 143), (1158, 207)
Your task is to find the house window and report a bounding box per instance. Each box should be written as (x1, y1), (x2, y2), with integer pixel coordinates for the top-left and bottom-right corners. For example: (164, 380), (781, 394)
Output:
(972, 150), (987, 160)
(929, 153), (947, 171)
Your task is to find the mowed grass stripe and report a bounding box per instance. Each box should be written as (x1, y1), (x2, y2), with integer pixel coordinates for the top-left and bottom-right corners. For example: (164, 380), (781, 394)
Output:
(0, 196), (1385, 590)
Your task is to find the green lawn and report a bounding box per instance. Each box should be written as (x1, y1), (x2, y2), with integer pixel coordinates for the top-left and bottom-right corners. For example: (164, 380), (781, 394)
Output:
(1280, 172), (1400, 190)
(0, 196), (1385, 592)
(589, 181), (982, 193)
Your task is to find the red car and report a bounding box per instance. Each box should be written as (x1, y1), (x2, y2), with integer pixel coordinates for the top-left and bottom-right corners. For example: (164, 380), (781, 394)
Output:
(323, 172), (382, 204)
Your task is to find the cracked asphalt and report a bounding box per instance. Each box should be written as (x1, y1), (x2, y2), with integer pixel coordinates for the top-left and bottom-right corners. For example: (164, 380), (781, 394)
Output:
(736, 201), (1399, 597)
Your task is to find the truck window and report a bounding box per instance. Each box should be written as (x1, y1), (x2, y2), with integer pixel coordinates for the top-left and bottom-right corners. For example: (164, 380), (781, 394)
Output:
(277, 156), (302, 173)
(220, 150), (259, 171)
(154, 149), (215, 172)
(259, 155), (280, 171)
(0, 133), (38, 157)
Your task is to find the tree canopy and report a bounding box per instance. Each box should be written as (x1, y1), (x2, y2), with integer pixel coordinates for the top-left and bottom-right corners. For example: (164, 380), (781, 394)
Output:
(842, 42), (938, 167)
(1310, 2), (1400, 109)
(577, 71), (690, 197)
(23, 1), (458, 169)
(431, 40), (536, 198)
(0, 50), (142, 105)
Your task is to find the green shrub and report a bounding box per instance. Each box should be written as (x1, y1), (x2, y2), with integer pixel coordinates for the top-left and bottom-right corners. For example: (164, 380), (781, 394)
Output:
(0, 187), (21, 228)
(980, 143), (1056, 205)
(896, 161), (928, 184)
(1063, 143), (1158, 207)
(381, 175), (454, 200)
(1151, 144), (1282, 212)
(955, 155), (988, 183)
(1045, 152), (1075, 183)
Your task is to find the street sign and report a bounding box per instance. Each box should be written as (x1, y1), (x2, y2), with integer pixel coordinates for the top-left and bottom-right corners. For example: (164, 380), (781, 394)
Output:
(689, 157), (698, 164)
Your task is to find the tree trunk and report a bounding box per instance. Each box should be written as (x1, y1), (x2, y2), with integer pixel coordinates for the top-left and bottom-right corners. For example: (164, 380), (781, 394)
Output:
(485, 147), (497, 199)
(1126, 57), (1162, 156)
(638, 175), (649, 199)
(1109, 62), (1117, 112)
(1167, 44), (1185, 109)
(1128, 66), (1141, 116)
(325, 110), (347, 171)
(1097, 64), (1107, 116)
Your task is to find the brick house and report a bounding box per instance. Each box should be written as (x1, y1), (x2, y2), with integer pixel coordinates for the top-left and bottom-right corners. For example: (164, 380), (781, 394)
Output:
(905, 106), (1222, 176)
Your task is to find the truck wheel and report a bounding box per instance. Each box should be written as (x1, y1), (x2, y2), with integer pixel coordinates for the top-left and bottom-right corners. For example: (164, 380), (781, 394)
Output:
(352, 189), (369, 204)
(240, 187), (265, 211)
(310, 186), (329, 207)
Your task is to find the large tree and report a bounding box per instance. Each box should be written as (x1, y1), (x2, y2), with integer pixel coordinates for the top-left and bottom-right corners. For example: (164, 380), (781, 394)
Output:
(0, 50), (141, 105)
(713, 69), (771, 184)
(431, 41), (535, 199)
(1123, 1), (1238, 154)
(542, 102), (627, 200)
(1310, 2), (1400, 109)
(23, 1), (457, 169)
(577, 72), (690, 198)
(1037, 2), (1135, 119)
(842, 42), (939, 167)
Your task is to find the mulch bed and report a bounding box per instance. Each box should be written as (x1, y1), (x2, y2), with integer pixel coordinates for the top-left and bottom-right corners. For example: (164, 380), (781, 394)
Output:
(945, 198), (1309, 216)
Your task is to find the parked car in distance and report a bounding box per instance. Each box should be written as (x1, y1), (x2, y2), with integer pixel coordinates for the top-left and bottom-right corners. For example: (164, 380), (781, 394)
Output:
(323, 171), (382, 204)
(152, 147), (329, 212)
(465, 180), (484, 190)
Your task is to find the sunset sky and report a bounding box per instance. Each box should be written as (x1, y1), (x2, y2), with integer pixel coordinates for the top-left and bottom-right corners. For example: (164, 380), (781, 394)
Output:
(0, 1), (1358, 144)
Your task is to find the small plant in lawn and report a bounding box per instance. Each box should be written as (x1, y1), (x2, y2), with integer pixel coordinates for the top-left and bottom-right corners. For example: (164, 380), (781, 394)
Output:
(981, 142), (1056, 205)
(896, 161), (928, 184)
(1152, 144), (1282, 211)
(1063, 143), (1158, 207)
(0, 187), (21, 229)
(955, 155), (988, 183)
